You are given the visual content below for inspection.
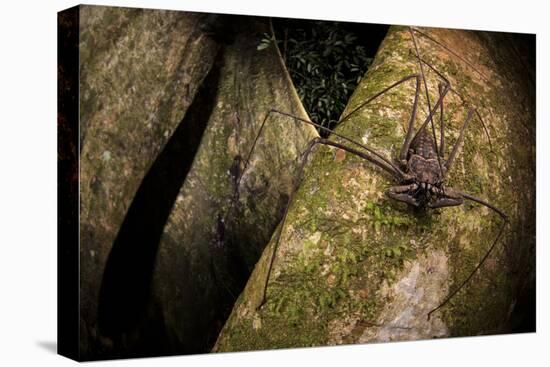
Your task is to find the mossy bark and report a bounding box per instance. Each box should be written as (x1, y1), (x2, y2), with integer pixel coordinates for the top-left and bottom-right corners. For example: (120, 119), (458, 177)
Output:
(79, 6), (220, 358)
(148, 18), (317, 354)
(78, 6), (317, 359)
(214, 26), (535, 351)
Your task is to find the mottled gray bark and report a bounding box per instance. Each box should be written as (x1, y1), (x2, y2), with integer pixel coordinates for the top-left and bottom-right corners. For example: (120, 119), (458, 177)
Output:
(214, 26), (535, 351)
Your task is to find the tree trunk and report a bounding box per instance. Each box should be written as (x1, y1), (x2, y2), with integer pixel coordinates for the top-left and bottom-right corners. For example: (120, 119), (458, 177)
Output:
(147, 17), (317, 354)
(79, 6), (220, 358)
(214, 26), (535, 351)
(78, 6), (317, 358)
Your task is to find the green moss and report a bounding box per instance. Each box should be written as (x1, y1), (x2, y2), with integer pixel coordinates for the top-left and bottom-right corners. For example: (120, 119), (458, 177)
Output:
(216, 25), (534, 351)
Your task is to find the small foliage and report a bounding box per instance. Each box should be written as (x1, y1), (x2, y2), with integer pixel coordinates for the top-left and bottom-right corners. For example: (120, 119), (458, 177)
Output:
(364, 201), (413, 232)
(260, 20), (377, 135)
(256, 33), (274, 50)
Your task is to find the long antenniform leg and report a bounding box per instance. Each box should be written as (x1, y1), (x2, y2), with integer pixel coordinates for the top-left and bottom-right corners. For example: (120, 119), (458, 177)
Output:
(438, 83), (446, 158)
(445, 108), (474, 172)
(333, 72), (422, 169)
(410, 27), (493, 87)
(427, 191), (508, 320)
(251, 110), (405, 178)
(408, 50), (494, 154)
(256, 137), (402, 309)
(234, 72), (430, 202)
(221, 106), (402, 230)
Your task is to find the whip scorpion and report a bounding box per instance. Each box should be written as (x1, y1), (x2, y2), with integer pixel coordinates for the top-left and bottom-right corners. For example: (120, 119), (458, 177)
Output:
(227, 26), (509, 320)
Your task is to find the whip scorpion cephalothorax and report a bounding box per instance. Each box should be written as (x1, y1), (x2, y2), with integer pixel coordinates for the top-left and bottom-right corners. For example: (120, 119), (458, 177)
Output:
(225, 26), (509, 320)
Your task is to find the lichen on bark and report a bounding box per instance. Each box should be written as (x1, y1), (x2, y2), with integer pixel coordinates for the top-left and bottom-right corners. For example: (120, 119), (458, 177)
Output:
(214, 26), (534, 351)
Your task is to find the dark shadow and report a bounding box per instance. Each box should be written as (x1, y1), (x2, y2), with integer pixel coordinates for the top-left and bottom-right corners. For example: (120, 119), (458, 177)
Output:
(57, 6), (80, 361)
(506, 279), (536, 333)
(36, 341), (57, 354)
(97, 50), (224, 339)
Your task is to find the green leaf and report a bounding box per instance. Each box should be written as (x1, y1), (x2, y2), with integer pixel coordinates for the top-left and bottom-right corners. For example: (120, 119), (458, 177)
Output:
(257, 42), (270, 51)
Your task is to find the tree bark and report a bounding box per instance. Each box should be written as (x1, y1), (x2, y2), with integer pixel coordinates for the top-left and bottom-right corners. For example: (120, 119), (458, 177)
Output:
(79, 6), (220, 358)
(214, 26), (535, 351)
(148, 17), (317, 354)
(78, 7), (317, 358)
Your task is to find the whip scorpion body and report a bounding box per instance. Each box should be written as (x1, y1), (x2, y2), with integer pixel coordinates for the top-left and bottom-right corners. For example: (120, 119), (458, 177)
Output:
(228, 27), (509, 320)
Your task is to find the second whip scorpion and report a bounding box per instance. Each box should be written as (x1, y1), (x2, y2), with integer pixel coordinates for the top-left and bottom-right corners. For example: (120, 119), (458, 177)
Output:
(230, 26), (509, 320)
